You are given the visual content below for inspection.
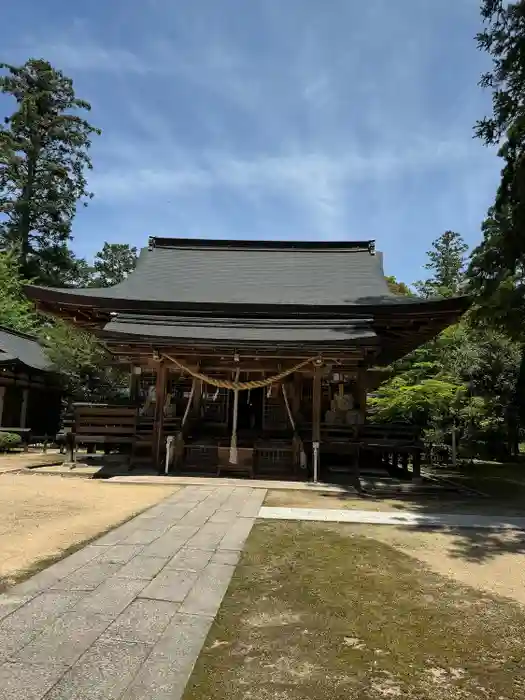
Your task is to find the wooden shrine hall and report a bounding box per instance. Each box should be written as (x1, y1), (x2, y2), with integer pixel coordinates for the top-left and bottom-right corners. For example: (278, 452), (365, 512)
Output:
(26, 237), (469, 481)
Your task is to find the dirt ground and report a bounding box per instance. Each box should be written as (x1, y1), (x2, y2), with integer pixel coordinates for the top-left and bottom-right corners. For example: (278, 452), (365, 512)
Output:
(350, 523), (525, 607)
(0, 472), (179, 589)
(0, 450), (63, 474)
(265, 487), (525, 515)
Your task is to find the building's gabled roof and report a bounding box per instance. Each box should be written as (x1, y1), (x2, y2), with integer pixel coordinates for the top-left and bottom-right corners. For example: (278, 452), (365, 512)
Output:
(26, 237), (407, 308)
(23, 236), (471, 363)
(0, 326), (53, 372)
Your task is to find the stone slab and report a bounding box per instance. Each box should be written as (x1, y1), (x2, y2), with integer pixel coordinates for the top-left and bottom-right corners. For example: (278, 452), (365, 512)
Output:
(8, 568), (67, 599)
(186, 522), (230, 551)
(73, 577), (148, 620)
(178, 563), (235, 617)
(166, 548), (213, 572)
(134, 508), (191, 527)
(218, 517), (256, 551)
(139, 569), (199, 603)
(258, 506), (525, 530)
(91, 517), (148, 546)
(211, 549), (241, 566)
(0, 593), (31, 622)
(44, 637), (151, 700)
(0, 592), (82, 663)
(140, 526), (199, 558)
(120, 529), (165, 546)
(12, 611), (111, 666)
(116, 556), (168, 580)
(0, 661), (68, 700)
(104, 599), (180, 645)
(44, 545), (106, 578)
(50, 562), (122, 591)
(87, 544), (144, 565)
(120, 613), (214, 700)
(239, 489), (267, 517)
(208, 510), (239, 524)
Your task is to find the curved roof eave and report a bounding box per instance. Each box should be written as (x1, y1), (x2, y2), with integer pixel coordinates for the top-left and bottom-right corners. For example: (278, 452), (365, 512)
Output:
(24, 284), (472, 317)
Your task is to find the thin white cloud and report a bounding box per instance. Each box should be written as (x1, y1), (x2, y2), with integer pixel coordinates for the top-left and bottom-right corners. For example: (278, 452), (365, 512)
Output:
(4, 1), (499, 247)
(89, 136), (491, 240)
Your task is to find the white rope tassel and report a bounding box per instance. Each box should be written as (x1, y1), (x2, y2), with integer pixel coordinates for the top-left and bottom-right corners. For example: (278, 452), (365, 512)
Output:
(229, 368), (241, 465)
(182, 379), (197, 428)
(165, 379), (196, 475)
(165, 435), (174, 475)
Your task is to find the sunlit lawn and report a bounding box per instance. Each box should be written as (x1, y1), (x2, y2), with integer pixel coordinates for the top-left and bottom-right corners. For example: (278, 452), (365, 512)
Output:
(184, 521), (525, 700)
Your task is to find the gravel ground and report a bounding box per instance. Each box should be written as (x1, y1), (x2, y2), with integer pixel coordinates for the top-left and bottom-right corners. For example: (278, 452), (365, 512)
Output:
(348, 524), (525, 606)
(0, 472), (179, 589)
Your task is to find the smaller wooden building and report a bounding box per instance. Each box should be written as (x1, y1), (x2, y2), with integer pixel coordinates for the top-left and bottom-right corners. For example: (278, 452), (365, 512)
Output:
(0, 326), (62, 439)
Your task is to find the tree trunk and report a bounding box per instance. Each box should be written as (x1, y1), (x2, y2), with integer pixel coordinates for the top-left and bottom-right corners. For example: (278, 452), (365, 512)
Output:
(18, 142), (39, 272)
(509, 344), (525, 457)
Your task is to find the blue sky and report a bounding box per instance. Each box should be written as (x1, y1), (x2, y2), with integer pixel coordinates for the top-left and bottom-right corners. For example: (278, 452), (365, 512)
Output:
(3, 0), (499, 284)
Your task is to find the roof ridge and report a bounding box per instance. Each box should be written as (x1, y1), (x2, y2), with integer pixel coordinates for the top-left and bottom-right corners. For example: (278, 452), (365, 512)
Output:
(149, 237), (375, 253)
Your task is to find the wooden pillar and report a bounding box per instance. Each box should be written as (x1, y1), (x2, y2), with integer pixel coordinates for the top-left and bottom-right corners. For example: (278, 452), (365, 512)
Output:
(130, 366), (141, 404)
(20, 388), (29, 429)
(152, 360), (168, 471)
(413, 451), (422, 481)
(312, 364), (322, 483)
(0, 385), (5, 426)
(356, 368), (367, 421)
(192, 379), (203, 418)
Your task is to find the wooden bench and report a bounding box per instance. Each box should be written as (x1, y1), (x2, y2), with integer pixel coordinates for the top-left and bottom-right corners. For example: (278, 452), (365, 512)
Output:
(70, 405), (138, 463)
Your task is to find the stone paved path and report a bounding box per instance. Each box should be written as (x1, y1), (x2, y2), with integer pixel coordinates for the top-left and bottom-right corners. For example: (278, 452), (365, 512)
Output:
(0, 485), (266, 700)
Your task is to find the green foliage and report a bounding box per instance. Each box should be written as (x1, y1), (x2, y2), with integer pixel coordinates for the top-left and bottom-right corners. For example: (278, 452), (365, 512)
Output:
(0, 249), (37, 332)
(0, 59), (100, 285)
(467, 1), (525, 341)
(0, 432), (22, 451)
(38, 320), (128, 402)
(89, 243), (138, 287)
(371, 318), (521, 459)
(0, 248), (127, 402)
(415, 231), (467, 298)
(385, 275), (414, 297)
(369, 378), (464, 425)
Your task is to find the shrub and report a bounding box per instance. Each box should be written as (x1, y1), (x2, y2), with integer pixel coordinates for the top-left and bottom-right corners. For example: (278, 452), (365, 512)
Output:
(0, 432), (22, 452)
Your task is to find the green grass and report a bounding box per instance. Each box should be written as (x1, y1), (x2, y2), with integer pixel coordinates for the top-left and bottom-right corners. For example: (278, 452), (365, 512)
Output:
(183, 521), (525, 699)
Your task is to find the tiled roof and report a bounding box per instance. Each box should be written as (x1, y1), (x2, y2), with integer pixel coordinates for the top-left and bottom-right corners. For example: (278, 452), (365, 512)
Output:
(28, 238), (401, 307)
(0, 326), (53, 372)
(103, 313), (377, 345)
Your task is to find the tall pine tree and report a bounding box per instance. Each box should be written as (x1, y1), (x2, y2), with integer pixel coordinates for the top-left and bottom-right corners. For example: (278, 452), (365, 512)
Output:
(0, 59), (100, 285)
(467, 1), (525, 451)
(415, 231), (467, 298)
(89, 243), (138, 287)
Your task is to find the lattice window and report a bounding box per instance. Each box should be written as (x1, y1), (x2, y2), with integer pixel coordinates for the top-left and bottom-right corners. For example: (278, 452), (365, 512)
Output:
(202, 387), (229, 425)
(263, 390), (288, 431)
